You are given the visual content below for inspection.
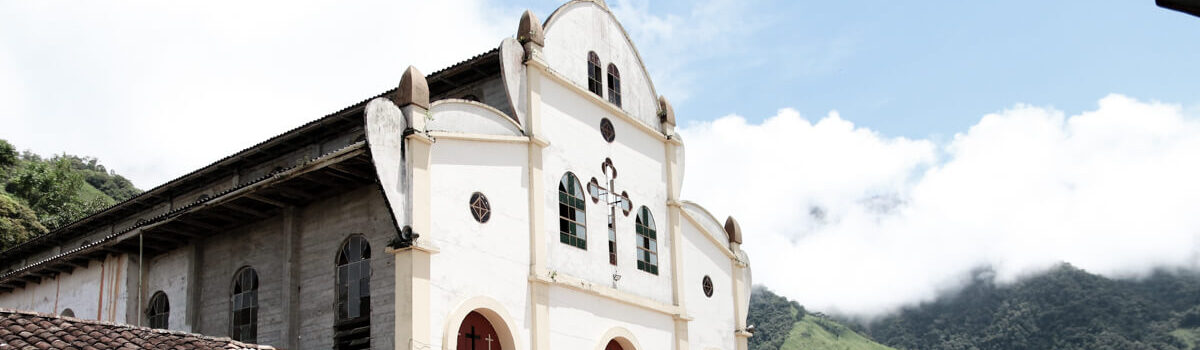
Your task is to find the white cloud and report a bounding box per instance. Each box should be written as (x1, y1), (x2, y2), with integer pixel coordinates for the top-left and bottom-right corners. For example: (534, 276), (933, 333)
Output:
(680, 94), (1200, 317)
(0, 0), (517, 188)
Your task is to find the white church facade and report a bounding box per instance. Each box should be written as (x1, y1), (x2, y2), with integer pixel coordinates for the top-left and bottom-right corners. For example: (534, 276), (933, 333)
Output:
(0, 1), (753, 349)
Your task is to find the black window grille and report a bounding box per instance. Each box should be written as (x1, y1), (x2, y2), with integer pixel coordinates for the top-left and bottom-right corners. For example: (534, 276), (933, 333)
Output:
(147, 291), (169, 329)
(607, 64), (622, 107)
(335, 235), (372, 350)
(559, 173), (588, 249)
(588, 52), (603, 97)
(230, 267), (258, 343)
(636, 206), (658, 274)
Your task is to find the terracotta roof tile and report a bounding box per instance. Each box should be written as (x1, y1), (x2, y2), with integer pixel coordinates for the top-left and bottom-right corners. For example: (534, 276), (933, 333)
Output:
(0, 309), (274, 350)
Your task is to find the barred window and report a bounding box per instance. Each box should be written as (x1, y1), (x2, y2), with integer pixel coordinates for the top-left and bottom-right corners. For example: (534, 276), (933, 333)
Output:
(635, 206), (658, 274)
(336, 235), (372, 350)
(230, 267), (258, 343)
(588, 52), (603, 97)
(559, 172), (587, 249)
(607, 64), (621, 107)
(147, 291), (169, 329)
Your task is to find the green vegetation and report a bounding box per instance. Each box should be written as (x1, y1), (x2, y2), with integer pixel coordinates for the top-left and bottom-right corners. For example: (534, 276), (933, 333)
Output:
(750, 286), (895, 350)
(864, 264), (1200, 350)
(0, 138), (141, 251)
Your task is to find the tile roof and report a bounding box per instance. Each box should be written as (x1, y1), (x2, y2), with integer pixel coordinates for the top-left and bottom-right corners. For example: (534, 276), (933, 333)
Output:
(0, 308), (274, 350)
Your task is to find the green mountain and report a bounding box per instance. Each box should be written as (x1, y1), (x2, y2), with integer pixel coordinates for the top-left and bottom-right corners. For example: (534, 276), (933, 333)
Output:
(863, 264), (1200, 350)
(0, 138), (142, 250)
(750, 287), (896, 350)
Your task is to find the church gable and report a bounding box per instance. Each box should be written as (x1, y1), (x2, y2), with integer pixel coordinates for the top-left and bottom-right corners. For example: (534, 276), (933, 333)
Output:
(541, 0), (662, 131)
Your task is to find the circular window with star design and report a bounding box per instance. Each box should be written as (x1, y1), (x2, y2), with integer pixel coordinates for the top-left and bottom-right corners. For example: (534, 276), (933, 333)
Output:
(600, 118), (615, 143)
(702, 275), (714, 298)
(469, 192), (491, 223)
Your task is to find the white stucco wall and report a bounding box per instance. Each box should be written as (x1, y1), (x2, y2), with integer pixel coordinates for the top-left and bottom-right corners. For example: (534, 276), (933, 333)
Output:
(0, 254), (130, 323)
(542, 1), (661, 130)
(539, 72), (673, 305)
(428, 138), (532, 349)
(682, 219), (736, 350)
(547, 286), (674, 349)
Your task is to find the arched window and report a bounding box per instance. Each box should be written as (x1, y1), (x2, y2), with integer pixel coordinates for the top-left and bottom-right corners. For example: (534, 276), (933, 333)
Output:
(147, 291), (169, 329)
(635, 206), (658, 274)
(335, 235), (372, 350)
(230, 267), (259, 343)
(607, 64), (621, 107)
(559, 173), (587, 249)
(60, 308), (74, 318)
(588, 52), (603, 97)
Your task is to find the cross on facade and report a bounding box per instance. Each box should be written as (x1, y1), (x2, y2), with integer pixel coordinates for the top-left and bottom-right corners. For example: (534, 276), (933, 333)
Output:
(485, 334), (495, 350)
(589, 158), (632, 268)
(464, 326), (481, 350)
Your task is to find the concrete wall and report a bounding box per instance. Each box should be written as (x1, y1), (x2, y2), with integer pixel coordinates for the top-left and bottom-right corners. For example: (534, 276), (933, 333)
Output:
(295, 185), (398, 350)
(144, 247), (191, 331)
(0, 254), (130, 323)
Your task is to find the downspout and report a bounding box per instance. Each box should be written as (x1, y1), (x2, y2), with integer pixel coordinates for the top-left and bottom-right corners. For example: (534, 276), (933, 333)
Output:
(137, 231), (143, 326)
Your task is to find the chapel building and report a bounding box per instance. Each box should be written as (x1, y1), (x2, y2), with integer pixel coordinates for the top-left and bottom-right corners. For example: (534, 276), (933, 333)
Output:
(0, 1), (753, 349)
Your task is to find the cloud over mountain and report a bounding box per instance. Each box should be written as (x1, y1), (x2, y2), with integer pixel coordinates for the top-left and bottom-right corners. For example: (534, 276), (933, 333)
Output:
(680, 94), (1200, 317)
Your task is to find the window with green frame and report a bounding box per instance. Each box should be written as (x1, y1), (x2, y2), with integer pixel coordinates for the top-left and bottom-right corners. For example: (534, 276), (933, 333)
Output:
(635, 206), (658, 274)
(559, 172), (587, 249)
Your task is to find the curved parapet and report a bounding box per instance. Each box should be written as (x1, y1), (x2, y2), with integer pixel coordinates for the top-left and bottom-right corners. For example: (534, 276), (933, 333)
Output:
(427, 99), (524, 137)
(499, 37), (528, 126)
(541, 0), (662, 130)
(679, 201), (734, 252)
(364, 97), (411, 230)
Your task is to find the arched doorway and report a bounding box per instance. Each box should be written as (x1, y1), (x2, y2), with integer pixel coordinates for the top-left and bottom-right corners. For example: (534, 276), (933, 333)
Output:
(457, 311), (501, 350)
(605, 339), (624, 350)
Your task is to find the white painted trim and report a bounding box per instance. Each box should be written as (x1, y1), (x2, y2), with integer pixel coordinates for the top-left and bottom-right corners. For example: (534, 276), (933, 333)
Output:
(530, 270), (690, 320)
(527, 59), (667, 142)
(592, 327), (644, 350)
(425, 132), (530, 144)
(440, 296), (524, 350)
(542, 0), (662, 114)
(678, 206), (738, 262)
(430, 99), (522, 130)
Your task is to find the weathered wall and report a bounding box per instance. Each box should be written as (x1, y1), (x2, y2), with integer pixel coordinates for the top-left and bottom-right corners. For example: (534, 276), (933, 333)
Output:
(427, 138), (532, 350)
(295, 185), (397, 350)
(0, 254), (130, 323)
(144, 247), (191, 331)
(194, 212), (286, 344)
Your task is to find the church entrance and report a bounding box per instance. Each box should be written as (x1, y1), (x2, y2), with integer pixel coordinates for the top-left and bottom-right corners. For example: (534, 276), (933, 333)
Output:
(457, 311), (501, 350)
(605, 339), (625, 350)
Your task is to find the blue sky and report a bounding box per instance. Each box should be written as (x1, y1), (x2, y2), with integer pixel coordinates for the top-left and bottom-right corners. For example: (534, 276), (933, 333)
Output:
(603, 0), (1200, 139)
(3, 0), (1200, 315)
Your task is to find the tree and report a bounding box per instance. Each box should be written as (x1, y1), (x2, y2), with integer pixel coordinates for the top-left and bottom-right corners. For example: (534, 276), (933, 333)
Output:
(4, 158), (111, 229)
(0, 192), (47, 251)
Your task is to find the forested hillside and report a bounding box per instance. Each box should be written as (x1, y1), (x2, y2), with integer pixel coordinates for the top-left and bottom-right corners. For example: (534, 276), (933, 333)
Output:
(0, 139), (141, 251)
(750, 287), (895, 350)
(865, 264), (1200, 350)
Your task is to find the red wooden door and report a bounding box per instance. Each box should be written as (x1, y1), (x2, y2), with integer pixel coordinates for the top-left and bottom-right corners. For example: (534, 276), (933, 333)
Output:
(605, 339), (624, 350)
(457, 311), (501, 350)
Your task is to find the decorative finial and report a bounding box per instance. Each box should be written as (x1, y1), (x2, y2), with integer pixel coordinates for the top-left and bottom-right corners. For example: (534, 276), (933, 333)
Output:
(396, 66), (429, 109)
(658, 96), (676, 127)
(518, 10), (545, 46)
(724, 216), (743, 244)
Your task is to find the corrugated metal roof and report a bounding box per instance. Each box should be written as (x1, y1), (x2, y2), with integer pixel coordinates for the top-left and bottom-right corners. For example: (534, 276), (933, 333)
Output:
(0, 47), (500, 262)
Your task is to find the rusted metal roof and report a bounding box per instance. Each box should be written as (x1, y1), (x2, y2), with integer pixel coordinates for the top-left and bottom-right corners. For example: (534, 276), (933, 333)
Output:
(0, 47), (501, 265)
